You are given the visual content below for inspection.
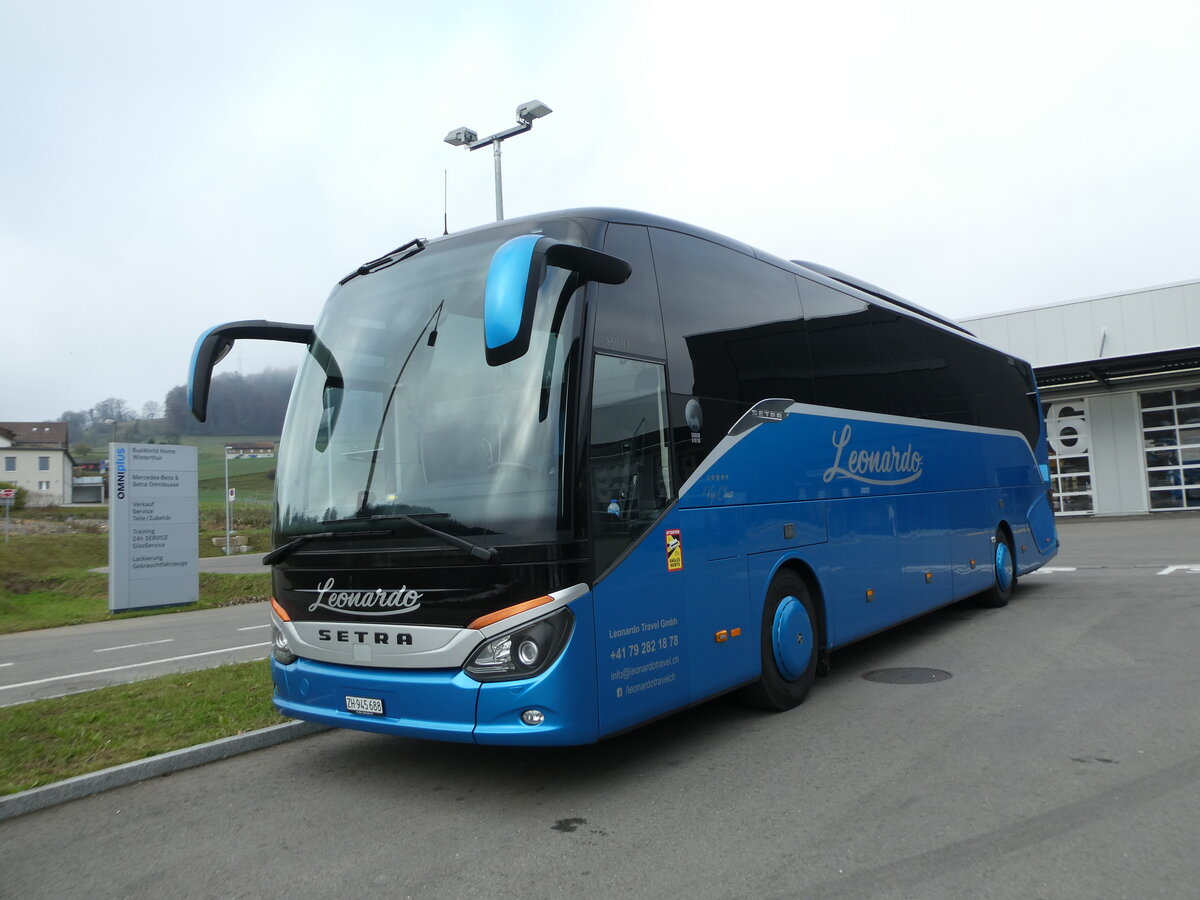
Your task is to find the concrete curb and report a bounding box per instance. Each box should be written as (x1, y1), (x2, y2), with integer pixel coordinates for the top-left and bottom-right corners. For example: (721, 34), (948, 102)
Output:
(0, 720), (330, 822)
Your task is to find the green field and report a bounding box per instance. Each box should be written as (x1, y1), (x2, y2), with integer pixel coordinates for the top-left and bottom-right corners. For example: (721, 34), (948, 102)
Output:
(1, 437), (281, 630)
(0, 452), (288, 795)
(0, 534), (271, 634)
(192, 434), (279, 504)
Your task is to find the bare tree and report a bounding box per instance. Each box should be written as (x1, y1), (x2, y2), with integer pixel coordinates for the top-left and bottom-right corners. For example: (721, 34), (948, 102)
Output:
(141, 400), (162, 420)
(59, 409), (90, 437)
(93, 397), (134, 424)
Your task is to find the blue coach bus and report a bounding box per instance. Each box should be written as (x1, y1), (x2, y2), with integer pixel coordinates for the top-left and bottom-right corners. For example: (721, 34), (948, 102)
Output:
(189, 208), (1058, 744)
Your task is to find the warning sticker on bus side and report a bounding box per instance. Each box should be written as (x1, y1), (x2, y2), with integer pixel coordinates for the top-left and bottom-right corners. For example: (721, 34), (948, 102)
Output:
(666, 529), (683, 572)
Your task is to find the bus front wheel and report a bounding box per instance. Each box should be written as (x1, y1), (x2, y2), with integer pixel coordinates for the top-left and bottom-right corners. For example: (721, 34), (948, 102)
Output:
(979, 529), (1016, 608)
(740, 572), (818, 711)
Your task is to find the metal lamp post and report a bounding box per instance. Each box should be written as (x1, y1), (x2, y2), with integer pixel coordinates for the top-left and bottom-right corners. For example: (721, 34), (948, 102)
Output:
(444, 100), (552, 221)
(224, 445), (234, 554)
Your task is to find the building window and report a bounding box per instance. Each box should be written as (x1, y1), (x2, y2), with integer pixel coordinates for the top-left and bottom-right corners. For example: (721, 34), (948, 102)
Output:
(1140, 387), (1200, 510)
(38, 480), (51, 491)
(1044, 399), (1094, 515)
(4, 457), (14, 472)
(38, 456), (50, 471)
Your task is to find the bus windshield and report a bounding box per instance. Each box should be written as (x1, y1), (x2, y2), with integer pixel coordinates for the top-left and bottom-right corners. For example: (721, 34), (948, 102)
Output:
(275, 222), (587, 547)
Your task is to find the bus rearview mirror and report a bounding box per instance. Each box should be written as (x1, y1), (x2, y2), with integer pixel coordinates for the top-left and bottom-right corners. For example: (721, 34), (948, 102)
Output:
(188, 320), (314, 422)
(484, 236), (631, 367)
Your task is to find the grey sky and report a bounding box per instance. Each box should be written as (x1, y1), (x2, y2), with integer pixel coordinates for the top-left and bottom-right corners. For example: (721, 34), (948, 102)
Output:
(3, 0), (1198, 423)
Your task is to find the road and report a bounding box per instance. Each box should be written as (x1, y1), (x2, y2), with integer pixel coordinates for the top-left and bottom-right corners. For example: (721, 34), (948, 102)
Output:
(0, 552), (272, 706)
(2, 515), (1199, 898)
(0, 602), (272, 706)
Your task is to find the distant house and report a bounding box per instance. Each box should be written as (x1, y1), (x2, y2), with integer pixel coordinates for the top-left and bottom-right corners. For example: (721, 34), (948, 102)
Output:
(72, 458), (107, 504)
(225, 442), (275, 458)
(0, 422), (75, 505)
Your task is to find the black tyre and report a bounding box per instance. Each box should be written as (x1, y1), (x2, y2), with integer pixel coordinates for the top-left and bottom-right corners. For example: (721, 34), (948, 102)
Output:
(978, 529), (1016, 608)
(740, 571), (818, 711)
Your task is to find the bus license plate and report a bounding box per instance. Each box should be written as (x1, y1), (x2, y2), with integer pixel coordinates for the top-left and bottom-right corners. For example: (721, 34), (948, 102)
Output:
(345, 695), (384, 716)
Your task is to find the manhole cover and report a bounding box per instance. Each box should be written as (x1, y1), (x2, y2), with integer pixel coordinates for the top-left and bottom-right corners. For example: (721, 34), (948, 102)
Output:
(862, 667), (952, 684)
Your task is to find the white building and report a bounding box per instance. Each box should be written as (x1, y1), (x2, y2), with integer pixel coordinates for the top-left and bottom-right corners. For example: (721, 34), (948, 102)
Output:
(962, 279), (1200, 516)
(0, 422), (74, 506)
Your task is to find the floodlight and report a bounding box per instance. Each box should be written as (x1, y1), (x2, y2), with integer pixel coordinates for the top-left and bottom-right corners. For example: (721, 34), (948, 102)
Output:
(516, 100), (552, 122)
(444, 100), (552, 221)
(443, 127), (478, 147)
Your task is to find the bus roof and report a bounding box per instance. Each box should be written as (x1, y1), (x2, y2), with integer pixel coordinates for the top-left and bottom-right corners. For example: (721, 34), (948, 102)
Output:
(434, 207), (973, 337)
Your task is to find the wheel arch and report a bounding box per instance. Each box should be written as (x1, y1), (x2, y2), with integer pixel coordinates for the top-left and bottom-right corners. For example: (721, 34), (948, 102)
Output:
(996, 518), (1015, 550)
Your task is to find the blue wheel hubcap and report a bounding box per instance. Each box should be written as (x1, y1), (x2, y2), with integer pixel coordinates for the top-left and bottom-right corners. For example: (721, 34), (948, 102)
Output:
(772, 595), (814, 681)
(995, 541), (1013, 591)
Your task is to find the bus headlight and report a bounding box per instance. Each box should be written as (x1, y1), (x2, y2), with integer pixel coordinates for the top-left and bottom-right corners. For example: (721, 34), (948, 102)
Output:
(465, 607), (574, 682)
(271, 620), (298, 665)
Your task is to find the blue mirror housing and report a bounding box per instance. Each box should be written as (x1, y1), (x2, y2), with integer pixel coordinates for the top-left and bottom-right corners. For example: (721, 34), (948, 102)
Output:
(484, 235), (544, 367)
(484, 235), (632, 367)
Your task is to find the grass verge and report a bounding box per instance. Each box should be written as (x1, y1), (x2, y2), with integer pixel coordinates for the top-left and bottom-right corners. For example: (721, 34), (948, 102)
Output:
(0, 533), (271, 634)
(199, 528), (271, 557)
(0, 572), (271, 634)
(0, 659), (285, 796)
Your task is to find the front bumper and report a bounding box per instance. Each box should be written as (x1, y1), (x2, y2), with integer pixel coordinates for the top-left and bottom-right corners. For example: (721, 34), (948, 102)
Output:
(270, 592), (598, 745)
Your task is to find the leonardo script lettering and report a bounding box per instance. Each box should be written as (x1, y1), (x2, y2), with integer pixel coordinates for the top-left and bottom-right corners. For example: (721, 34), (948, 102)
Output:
(822, 424), (924, 486)
(307, 577), (424, 616)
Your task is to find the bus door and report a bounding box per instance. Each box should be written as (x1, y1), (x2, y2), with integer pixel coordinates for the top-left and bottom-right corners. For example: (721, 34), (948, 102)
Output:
(588, 355), (689, 736)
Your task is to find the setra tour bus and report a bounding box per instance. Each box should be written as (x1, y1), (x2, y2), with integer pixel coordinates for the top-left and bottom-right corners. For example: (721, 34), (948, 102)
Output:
(189, 208), (1058, 745)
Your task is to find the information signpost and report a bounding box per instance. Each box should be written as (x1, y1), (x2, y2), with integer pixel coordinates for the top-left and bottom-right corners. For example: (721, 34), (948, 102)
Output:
(0, 488), (14, 544)
(107, 443), (199, 612)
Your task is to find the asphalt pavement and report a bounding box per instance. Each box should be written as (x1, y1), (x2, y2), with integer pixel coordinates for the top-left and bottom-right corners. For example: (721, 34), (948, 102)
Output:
(0, 550), (273, 706)
(0, 601), (273, 706)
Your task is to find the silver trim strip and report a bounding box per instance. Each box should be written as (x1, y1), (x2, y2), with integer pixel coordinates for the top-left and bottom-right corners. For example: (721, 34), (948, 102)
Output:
(679, 401), (1038, 497)
(274, 582), (590, 670)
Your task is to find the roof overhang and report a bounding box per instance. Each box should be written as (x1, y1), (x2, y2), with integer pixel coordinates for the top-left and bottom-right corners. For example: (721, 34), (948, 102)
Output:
(1036, 346), (1200, 391)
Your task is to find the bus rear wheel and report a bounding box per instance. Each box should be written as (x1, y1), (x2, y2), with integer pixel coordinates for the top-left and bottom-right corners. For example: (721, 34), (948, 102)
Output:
(740, 572), (818, 711)
(978, 529), (1015, 608)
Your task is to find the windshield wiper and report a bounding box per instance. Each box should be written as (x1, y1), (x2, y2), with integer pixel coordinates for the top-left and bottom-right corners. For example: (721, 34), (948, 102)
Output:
(338, 238), (426, 285)
(265, 512), (500, 565)
(262, 529), (393, 566)
(357, 513), (500, 561)
(356, 300), (444, 511)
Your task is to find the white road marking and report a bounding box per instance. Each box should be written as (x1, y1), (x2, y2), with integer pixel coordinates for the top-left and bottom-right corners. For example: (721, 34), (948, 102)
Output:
(237, 624), (271, 631)
(1027, 567), (1078, 575)
(94, 638), (175, 653)
(0, 643), (270, 692)
(1156, 565), (1200, 575)
(0, 662), (13, 668)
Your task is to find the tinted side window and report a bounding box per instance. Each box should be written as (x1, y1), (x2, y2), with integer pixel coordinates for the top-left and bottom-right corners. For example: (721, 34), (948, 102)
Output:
(651, 229), (812, 404)
(871, 306), (929, 419)
(596, 224), (666, 360)
(799, 277), (890, 415)
(911, 327), (972, 426)
(873, 307), (983, 423)
(975, 352), (1040, 444)
(930, 329), (1040, 444)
